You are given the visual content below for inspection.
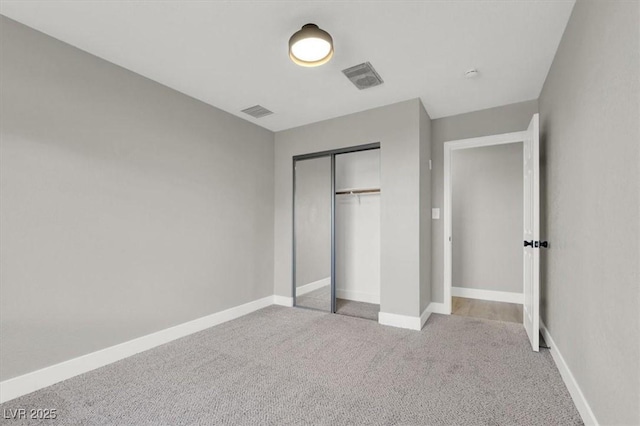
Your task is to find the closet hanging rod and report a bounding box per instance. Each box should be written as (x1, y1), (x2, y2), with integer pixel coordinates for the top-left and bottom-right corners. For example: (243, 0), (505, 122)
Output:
(335, 188), (380, 195)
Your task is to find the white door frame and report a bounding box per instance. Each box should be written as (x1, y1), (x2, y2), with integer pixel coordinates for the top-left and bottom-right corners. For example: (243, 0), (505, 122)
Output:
(443, 131), (527, 314)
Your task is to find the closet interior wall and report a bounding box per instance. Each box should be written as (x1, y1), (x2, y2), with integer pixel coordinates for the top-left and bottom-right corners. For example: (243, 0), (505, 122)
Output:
(335, 150), (381, 306)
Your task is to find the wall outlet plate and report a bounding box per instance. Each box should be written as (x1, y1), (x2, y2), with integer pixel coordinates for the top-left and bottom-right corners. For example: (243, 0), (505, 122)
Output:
(432, 208), (440, 219)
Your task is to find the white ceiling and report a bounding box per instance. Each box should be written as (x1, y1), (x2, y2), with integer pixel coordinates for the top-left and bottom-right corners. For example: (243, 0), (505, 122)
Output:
(0, 1), (575, 132)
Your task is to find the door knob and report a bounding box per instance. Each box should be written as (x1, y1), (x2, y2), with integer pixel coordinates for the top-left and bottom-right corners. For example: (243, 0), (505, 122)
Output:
(538, 241), (548, 248)
(524, 240), (534, 247)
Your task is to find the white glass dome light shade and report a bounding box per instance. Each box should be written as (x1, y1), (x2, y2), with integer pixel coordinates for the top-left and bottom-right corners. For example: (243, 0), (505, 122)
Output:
(291, 37), (331, 62)
(289, 24), (334, 67)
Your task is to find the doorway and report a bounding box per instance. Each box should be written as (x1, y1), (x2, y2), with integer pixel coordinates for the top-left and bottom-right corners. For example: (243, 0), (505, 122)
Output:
(292, 143), (381, 321)
(450, 142), (524, 324)
(443, 114), (541, 351)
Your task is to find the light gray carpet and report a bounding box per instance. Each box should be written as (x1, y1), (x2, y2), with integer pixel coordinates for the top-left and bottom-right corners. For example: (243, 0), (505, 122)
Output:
(0, 306), (582, 425)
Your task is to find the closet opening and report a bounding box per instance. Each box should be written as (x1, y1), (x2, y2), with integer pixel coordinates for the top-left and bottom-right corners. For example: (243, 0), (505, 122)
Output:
(292, 143), (380, 321)
(334, 149), (381, 321)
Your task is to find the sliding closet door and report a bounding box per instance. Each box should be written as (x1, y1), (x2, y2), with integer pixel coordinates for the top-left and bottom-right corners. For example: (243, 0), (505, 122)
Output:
(294, 156), (332, 312)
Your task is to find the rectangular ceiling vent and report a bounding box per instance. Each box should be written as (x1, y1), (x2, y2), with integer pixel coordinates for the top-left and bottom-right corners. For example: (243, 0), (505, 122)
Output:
(241, 105), (273, 118)
(342, 62), (384, 90)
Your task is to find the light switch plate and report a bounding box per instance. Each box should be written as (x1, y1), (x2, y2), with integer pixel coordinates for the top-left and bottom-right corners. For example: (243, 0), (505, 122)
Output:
(432, 208), (440, 219)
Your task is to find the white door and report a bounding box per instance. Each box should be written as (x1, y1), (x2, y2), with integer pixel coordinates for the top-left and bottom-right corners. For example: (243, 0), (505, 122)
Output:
(523, 114), (540, 352)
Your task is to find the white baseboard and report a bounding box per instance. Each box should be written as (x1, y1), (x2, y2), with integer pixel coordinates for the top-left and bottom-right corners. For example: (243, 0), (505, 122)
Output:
(273, 295), (294, 307)
(378, 312), (422, 331)
(379, 308), (435, 330)
(427, 302), (450, 315)
(540, 320), (598, 426)
(296, 277), (330, 296)
(452, 287), (523, 304)
(0, 295), (274, 404)
(336, 289), (380, 304)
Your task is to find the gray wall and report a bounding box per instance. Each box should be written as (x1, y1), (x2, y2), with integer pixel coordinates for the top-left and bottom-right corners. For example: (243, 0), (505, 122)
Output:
(419, 104), (432, 313)
(294, 157), (331, 287)
(452, 144), (523, 294)
(0, 17), (275, 381)
(275, 99), (429, 317)
(538, 1), (640, 424)
(431, 100), (538, 304)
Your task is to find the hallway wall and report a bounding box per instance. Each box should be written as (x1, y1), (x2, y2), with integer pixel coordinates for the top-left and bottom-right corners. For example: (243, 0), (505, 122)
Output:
(451, 143), (523, 295)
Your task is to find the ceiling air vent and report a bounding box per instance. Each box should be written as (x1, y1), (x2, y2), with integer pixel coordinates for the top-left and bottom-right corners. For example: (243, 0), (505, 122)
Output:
(241, 105), (273, 118)
(342, 62), (384, 90)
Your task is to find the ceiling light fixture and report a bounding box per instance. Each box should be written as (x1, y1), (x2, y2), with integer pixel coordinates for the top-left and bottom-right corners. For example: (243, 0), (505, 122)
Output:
(289, 24), (334, 67)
